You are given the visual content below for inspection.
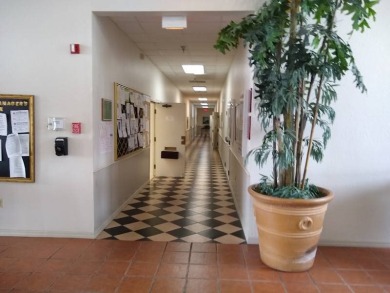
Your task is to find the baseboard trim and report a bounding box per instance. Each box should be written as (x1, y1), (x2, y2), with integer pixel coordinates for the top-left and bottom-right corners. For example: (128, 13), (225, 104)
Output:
(0, 230), (94, 239)
(319, 240), (390, 248)
(93, 180), (151, 238)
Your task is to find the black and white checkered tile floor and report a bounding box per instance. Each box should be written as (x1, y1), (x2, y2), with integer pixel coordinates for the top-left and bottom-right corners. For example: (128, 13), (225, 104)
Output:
(98, 132), (246, 244)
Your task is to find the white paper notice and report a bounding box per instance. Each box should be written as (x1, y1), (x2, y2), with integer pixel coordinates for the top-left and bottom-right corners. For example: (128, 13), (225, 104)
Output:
(9, 156), (26, 178)
(11, 110), (30, 133)
(19, 134), (30, 156)
(5, 133), (22, 156)
(5, 133), (26, 178)
(0, 113), (7, 136)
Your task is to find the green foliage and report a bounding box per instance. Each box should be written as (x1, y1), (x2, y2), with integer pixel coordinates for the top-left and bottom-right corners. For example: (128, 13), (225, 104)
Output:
(215, 0), (377, 198)
(254, 176), (322, 199)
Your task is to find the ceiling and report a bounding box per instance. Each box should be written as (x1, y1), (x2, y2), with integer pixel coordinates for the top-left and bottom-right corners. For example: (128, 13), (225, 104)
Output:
(109, 11), (250, 108)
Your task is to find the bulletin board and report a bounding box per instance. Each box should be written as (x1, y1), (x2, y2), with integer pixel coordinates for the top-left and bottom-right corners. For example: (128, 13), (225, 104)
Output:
(0, 94), (35, 182)
(114, 83), (150, 160)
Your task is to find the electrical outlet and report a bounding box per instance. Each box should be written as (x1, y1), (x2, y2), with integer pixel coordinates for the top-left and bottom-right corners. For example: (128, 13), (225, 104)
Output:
(0, 199), (2, 208)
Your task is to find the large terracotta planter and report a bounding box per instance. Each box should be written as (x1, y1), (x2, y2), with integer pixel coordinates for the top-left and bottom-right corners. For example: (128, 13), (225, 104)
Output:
(248, 185), (334, 272)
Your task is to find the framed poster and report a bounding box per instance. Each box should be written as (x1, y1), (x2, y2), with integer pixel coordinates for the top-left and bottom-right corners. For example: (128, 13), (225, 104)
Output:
(0, 94), (35, 182)
(101, 98), (112, 121)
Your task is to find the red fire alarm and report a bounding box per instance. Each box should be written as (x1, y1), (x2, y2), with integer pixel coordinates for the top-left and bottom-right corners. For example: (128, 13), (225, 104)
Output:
(70, 44), (80, 54)
(72, 122), (81, 134)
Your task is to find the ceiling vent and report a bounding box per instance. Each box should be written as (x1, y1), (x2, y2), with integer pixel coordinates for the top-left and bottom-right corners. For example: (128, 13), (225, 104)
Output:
(189, 79), (206, 84)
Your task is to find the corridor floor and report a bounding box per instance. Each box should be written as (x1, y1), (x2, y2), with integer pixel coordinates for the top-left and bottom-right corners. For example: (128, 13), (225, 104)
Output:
(98, 133), (246, 244)
(0, 238), (389, 292)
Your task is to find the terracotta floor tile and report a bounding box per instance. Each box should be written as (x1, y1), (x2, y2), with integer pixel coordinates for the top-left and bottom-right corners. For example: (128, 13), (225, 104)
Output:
(338, 269), (375, 285)
(311, 254), (332, 269)
(0, 258), (17, 272)
(371, 248), (390, 259)
(367, 270), (390, 285)
(133, 250), (163, 263)
(85, 273), (122, 292)
(98, 260), (130, 275)
(151, 278), (186, 293)
(309, 268), (344, 284)
(219, 280), (252, 293)
(188, 264), (218, 279)
(138, 241), (167, 252)
(118, 277), (153, 293)
(283, 283), (319, 293)
(166, 242), (191, 252)
(247, 266), (281, 282)
(108, 248), (137, 261)
(35, 258), (74, 273)
(191, 243), (217, 253)
(7, 258), (46, 273)
(186, 279), (218, 293)
(218, 252), (246, 265)
(326, 256), (360, 269)
(280, 271), (313, 284)
(190, 252), (217, 265)
(156, 263), (188, 278)
(50, 274), (91, 291)
(51, 239), (93, 258)
(0, 272), (29, 290)
(252, 281), (285, 293)
(162, 251), (190, 264)
(68, 260), (103, 275)
(79, 244), (112, 261)
(108, 240), (140, 251)
(350, 285), (387, 293)
(126, 261), (159, 277)
(217, 244), (243, 254)
(219, 264), (248, 280)
(13, 272), (60, 291)
(316, 284), (353, 292)
(51, 246), (87, 259)
(356, 257), (389, 270)
(245, 254), (266, 267)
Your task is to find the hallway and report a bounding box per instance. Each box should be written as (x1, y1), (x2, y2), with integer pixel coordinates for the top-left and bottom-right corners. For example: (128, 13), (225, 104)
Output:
(98, 132), (246, 244)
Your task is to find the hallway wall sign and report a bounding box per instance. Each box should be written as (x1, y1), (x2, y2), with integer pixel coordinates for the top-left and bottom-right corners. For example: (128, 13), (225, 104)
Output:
(0, 94), (35, 182)
(114, 83), (150, 160)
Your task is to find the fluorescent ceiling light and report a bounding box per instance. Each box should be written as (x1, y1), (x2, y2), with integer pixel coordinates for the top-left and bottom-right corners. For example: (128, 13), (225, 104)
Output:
(193, 86), (207, 92)
(162, 16), (187, 30)
(182, 65), (204, 75)
(198, 98), (207, 101)
(200, 103), (208, 106)
(202, 106), (209, 108)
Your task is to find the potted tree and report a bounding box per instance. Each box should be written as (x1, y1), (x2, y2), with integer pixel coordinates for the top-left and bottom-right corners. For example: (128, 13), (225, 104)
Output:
(215, 0), (378, 271)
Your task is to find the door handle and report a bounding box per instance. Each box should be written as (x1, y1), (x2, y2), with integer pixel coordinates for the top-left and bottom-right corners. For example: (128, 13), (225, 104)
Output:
(181, 136), (186, 145)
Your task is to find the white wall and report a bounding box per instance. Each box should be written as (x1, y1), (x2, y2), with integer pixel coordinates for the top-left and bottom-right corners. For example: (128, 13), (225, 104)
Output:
(0, 0), (95, 237)
(310, 1), (390, 246)
(220, 1), (390, 247)
(92, 16), (182, 234)
(0, 0), (183, 238)
(218, 45), (259, 243)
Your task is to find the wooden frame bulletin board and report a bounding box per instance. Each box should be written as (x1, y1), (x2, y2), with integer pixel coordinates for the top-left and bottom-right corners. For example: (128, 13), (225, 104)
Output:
(0, 94), (35, 182)
(114, 83), (150, 160)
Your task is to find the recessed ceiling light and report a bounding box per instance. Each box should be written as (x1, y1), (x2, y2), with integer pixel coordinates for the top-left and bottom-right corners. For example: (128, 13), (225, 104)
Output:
(202, 106), (209, 108)
(162, 16), (187, 30)
(198, 97), (207, 101)
(182, 65), (204, 75)
(193, 86), (207, 92)
(200, 103), (208, 106)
